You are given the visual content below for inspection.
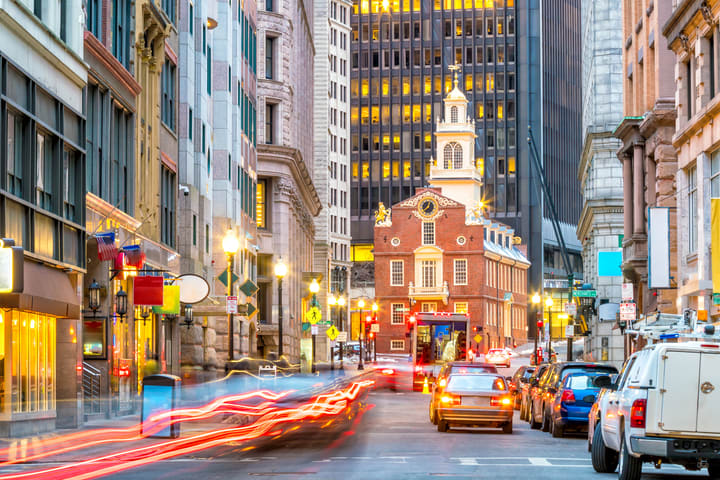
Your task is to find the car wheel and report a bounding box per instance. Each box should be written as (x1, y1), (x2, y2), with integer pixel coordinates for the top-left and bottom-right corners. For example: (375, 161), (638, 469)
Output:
(551, 419), (564, 438)
(708, 461), (720, 479)
(437, 420), (448, 433)
(502, 421), (513, 434)
(591, 423), (618, 473)
(429, 402), (437, 425)
(541, 406), (551, 432)
(530, 404), (541, 430)
(618, 435), (642, 480)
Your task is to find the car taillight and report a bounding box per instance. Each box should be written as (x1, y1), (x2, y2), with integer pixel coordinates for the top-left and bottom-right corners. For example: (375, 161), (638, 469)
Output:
(491, 396), (512, 407)
(441, 394), (461, 406)
(630, 399), (646, 428)
(561, 389), (576, 404)
(382, 368), (395, 375)
(415, 365), (423, 372)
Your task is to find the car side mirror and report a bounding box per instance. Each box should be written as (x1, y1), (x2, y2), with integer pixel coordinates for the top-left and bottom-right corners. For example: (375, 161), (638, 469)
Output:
(593, 375), (616, 390)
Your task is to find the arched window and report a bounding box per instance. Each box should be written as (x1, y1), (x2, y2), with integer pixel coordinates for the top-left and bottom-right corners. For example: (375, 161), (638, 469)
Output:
(454, 144), (463, 168)
(443, 144), (454, 169)
(450, 106), (458, 123)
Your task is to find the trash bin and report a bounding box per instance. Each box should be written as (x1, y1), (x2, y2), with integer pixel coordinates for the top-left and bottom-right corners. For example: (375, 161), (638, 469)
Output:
(141, 374), (181, 438)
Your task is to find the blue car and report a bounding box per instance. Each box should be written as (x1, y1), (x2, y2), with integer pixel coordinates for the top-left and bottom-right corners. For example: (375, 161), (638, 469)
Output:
(548, 371), (615, 438)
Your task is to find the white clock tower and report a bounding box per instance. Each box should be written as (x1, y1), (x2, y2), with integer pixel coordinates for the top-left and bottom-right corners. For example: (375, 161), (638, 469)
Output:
(429, 66), (483, 209)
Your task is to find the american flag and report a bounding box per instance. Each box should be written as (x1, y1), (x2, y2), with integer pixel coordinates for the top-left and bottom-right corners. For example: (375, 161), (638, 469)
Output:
(123, 245), (145, 269)
(96, 233), (117, 261)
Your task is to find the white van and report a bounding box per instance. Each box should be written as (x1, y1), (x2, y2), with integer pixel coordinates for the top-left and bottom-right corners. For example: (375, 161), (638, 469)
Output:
(590, 339), (720, 480)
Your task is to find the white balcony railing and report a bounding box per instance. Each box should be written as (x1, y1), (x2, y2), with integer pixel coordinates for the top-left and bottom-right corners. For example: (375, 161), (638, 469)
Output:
(408, 281), (450, 305)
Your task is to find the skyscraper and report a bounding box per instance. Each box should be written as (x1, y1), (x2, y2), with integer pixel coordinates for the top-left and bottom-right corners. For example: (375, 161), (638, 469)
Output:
(350, 0), (583, 309)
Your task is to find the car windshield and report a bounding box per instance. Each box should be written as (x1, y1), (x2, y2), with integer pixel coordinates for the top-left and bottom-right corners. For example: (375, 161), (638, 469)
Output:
(564, 374), (602, 390)
(451, 365), (496, 374)
(447, 375), (505, 391)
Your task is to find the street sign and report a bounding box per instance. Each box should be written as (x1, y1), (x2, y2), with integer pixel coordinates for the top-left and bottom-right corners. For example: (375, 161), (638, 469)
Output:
(311, 324), (319, 335)
(371, 323), (380, 333)
(565, 324), (574, 337)
(336, 331), (348, 342)
(715, 293), (720, 306)
(619, 302), (636, 321)
(305, 306), (322, 325)
(573, 289), (597, 298)
(318, 320), (332, 326)
(326, 325), (339, 340)
(622, 283), (634, 301)
(226, 296), (238, 314)
(564, 303), (577, 316)
(330, 340), (336, 348)
(473, 334), (483, 344)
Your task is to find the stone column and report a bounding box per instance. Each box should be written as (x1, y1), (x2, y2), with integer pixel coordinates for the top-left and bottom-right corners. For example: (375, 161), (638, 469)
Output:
(623, 153), (633, 241)
(633, 142), (645, 235)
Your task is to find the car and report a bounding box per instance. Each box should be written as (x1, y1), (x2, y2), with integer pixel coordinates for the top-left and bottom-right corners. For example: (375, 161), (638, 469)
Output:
(547, 371), (611, 438)
(485, 348), (511, 368)
(520, 363), (550, 422)
(435, 373), (514, 434)
(589, 340), (720, 480)
(587, 374), (617, 451)
(429, 362), (499, 424)
(509, 365), (535, 410)
(529, 362), (618, 432)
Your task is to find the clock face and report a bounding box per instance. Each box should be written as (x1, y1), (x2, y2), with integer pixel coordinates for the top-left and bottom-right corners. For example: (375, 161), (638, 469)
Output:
(419, 198), (438, 218)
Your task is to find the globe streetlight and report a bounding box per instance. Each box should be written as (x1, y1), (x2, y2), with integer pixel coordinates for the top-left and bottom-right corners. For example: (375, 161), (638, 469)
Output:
(357, 299), (366, 370)
(531, 293), (541, 365)
(223, 230), (240, 361)
(274, 259), (288, 358)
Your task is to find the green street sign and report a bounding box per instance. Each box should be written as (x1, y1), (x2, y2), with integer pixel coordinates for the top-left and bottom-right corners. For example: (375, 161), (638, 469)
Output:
(239, 279), (259, 296)
(573, 289), (597, 298)
(218, 270), (240, 287)
(319, 320), (333, 325)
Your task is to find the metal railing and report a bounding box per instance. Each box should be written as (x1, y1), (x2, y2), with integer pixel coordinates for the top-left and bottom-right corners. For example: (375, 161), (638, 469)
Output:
(82, 362), (102, 414)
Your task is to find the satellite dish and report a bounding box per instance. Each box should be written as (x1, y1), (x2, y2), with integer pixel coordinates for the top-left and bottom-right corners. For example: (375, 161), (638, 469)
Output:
(176, 274), (210, 304)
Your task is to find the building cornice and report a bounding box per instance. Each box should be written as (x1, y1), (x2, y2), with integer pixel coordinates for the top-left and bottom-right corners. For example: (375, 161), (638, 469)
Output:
(258, 144), (322, 216)
(673, 91), (720, 147)
(84, 32), (142, 96)
(578, 130), (621, 181)
(663, 0), (710, 43)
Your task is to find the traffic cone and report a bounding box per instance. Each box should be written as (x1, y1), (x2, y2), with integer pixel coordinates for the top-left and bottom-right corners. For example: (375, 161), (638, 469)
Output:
(422, 377), (430, 394)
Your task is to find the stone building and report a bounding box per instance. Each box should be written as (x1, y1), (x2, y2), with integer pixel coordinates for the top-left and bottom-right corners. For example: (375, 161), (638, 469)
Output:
(256, 0), (322, 363)
(372, 79), (529, 354)
(663, 0), (720, 322)
(614, 0), (678, 317)
(176, 0), (260, 375)
(313, 0), (354, 362)
(0, 0), (86, 435)
(577, 0), (625, 365)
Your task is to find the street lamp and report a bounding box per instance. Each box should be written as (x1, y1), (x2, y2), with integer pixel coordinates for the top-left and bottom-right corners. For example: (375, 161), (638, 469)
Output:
(531, 293), (541, 365)
(545, 296), (554, 363)
(88, 279), (101, 313)
(338, 296), (346, 370)
(274, 259), (288, 359)
(116, 286), (128, 322)
(183, 304), (193, 329)
(357, 299), (366, 371)
(309, 278), (320, 373)
(371, 302), (378, 363)
(223, 229), (240, 361)
(329, 294), (338, 372)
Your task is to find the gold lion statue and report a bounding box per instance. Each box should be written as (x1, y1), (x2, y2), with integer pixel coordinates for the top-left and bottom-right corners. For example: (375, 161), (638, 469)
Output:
(375, 202), (389, 225)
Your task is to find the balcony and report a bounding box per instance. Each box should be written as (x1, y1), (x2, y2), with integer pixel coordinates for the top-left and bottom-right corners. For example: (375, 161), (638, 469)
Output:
(408, 281), (449, 305)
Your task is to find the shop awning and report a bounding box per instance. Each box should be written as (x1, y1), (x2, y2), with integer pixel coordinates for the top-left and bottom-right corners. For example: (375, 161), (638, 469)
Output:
(0, 260), (80, 318)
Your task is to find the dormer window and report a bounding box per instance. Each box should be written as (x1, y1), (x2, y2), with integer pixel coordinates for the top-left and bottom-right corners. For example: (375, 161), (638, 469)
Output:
(498, 234), (502, 245)
(451, 106), (458, 123)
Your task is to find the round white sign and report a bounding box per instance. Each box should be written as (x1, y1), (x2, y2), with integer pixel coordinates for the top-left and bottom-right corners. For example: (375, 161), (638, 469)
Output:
(176, 274), (210, 304)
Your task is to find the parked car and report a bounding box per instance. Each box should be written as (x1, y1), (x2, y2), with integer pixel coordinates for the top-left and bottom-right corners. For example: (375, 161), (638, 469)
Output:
(429, 362), (498, 424)
(520, 363), (551, 422)
(590, 340), (720, 480)
(485, 348), (511, 368)
(529, 362), (618, 432)
(587, 374), (618, 451)
(436, 373), (513, 434)
(547, 371), (613, 438)
(509, 365), (535, 410)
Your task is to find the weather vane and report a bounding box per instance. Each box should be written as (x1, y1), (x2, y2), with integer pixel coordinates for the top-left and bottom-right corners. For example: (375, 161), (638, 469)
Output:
(448, 64), (462, 88)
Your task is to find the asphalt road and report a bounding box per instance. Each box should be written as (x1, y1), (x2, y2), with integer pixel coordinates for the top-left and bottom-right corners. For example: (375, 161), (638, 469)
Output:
(84, 388), (704, 480)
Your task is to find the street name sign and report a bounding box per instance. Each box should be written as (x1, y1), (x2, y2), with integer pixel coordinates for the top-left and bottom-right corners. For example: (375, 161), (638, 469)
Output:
(226, 296), (238, 314)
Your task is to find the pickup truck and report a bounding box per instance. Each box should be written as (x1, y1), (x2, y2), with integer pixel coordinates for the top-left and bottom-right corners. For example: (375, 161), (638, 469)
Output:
(589, 341), (720, 480)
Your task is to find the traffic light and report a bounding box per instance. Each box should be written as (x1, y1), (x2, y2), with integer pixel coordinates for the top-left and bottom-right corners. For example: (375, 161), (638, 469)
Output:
(368, 332), (375, 340)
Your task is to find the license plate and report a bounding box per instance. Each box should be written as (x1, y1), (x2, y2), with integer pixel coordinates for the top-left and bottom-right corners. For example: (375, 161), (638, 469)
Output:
(461, 397), (488, 407)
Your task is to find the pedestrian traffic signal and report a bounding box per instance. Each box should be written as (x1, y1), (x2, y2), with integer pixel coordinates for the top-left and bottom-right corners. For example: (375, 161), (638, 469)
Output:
(368, 332), (375, 339)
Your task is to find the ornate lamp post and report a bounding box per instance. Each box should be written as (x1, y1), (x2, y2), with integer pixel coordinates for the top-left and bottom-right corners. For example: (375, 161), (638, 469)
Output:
(222, 229), (240, 361)
(357, 299), (365, 371)
(309, 278), (320, 372)
(328, 294), (337, 371)
(274, 259), (287, 358)
(531, 293), (541, 365)
(338, 295), (346, 371)
(183, 304), (194, 329)
(116, 286), (128, 322)
(88, 279), (101, 313)
(371, 302), (378, 363)
(545, 296), (554, 363)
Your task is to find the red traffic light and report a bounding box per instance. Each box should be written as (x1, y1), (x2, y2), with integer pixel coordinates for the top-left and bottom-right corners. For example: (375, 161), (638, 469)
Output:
(408, 315), (416, 324)
(368, 332), (375, 339)
(537, 320), (543, 329)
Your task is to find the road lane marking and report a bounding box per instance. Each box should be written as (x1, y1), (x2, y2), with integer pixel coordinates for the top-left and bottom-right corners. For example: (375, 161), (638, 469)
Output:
(528, 458), (551, 466)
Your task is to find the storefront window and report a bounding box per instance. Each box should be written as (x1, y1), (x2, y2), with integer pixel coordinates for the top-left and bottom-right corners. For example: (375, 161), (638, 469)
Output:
(7, 310), (55, 414)
(83, 317), (107, 357)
